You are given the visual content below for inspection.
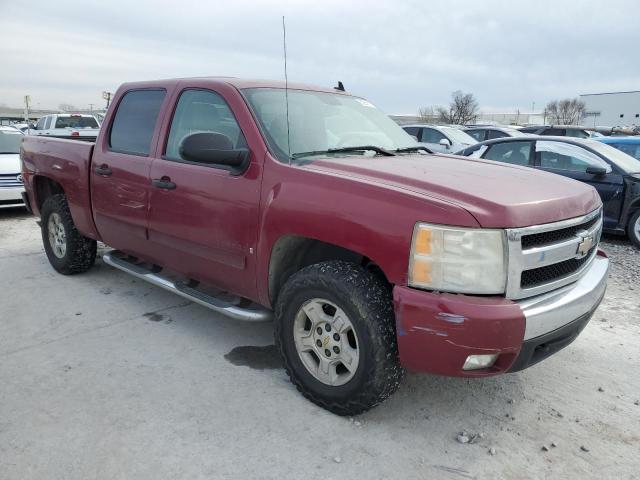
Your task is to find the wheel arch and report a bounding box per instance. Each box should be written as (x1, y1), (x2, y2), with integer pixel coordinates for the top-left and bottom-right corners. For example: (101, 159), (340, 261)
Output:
(33, 175), (65, 211)
(267, 235), (391, 305)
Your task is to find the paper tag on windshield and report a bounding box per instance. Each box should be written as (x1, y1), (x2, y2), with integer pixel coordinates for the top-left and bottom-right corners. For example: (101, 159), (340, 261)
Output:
(355, 99), (376, 108)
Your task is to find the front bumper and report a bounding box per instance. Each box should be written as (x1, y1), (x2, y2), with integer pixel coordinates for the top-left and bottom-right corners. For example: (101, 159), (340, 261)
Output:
(393, 253), (609, 376)
(0, 186), (25, 208)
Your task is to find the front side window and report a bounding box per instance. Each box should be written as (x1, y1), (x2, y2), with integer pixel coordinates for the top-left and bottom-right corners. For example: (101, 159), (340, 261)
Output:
(165, 89), (245, 161)
(421, 128), (446, 144)
(483, 141), (532, 166)
(109, 89), (166, 156)
(242, 88), (416, 161)
(537, 141), (610, 173)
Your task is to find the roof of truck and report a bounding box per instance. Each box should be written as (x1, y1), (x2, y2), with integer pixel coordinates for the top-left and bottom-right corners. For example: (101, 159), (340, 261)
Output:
(118, 77), (351, 95)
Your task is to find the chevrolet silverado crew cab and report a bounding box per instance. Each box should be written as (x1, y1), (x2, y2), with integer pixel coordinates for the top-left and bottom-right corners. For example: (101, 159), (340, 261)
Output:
(21, 78), (609, 415)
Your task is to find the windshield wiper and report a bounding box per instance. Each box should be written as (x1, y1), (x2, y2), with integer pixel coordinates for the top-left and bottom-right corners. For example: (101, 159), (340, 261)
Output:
(292, 145), (396, 159)
(394, 146), (433, 154)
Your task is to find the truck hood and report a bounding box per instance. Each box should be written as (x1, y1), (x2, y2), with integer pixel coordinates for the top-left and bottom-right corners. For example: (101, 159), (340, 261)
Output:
(0, 153), (21, 175)
(304, 154), (601, 228)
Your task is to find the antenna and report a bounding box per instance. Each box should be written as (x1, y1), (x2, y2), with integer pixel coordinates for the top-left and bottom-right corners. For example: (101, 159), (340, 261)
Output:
(282, 16), (292, 164)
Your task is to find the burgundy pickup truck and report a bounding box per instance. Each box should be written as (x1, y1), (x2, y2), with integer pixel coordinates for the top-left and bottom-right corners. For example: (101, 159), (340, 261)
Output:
(21, 78), (609, 415)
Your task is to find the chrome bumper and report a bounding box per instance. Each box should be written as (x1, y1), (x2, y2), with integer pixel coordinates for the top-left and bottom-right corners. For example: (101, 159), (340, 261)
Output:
(517, 255), (609, 340)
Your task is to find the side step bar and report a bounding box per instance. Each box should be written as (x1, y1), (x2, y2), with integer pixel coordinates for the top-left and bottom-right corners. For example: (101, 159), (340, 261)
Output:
(102, 251), (273, 322)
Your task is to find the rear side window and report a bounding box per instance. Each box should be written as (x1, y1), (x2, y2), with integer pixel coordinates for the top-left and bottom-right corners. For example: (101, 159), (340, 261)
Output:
(403, 126), (420, 139)
(109, 89), (166, 155)
(35, 117), (46, 130)
(483, 141), (533, 166)
(487, 129), (508, 140)
(44, 116), (52, 130)
(165, 89), (245, 161)
(55, 116), (99, 129)
(466, 129), (485, 141)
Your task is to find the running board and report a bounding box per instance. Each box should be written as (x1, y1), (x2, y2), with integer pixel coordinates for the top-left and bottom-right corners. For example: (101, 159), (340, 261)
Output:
(102, 251), (272, 322)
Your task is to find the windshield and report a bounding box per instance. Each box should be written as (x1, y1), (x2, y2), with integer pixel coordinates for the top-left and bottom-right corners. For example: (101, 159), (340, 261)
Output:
(586, 140), (640, 173)
(440, 127), (478, 144)
(242, 88), (417, 161)
(0, 130), (23, 153)
(54, 116), (99, 129)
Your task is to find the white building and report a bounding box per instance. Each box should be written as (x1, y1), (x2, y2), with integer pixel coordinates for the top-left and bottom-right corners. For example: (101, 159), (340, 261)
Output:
(580, 91), (640, 128)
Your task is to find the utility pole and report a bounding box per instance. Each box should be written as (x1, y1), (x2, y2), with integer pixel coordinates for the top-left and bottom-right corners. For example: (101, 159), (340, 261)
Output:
(102, 91), (113, 109)
(24, 95), (31, 122)
(89, 103), (94, 113)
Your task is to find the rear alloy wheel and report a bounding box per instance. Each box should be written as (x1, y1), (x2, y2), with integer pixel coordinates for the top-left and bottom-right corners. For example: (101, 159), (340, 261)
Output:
(41, 194), (97, 274)
(629, 210), (640, 249)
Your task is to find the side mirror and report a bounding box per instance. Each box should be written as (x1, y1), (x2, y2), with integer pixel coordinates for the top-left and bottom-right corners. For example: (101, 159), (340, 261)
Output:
(179, 132), (250, 175)
(439, 138), (452, 148)
(586, 165), (608, 176)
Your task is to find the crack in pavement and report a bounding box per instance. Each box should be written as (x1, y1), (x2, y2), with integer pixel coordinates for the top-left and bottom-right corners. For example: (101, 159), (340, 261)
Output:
(0, 301), (192, 359)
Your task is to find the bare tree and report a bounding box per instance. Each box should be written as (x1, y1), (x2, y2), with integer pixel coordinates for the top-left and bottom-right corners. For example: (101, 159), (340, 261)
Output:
(433, 90), (479, 125)
(58, 103), (77, 112)
(418, 106), (438, 124)
(544, 98), (586, 125)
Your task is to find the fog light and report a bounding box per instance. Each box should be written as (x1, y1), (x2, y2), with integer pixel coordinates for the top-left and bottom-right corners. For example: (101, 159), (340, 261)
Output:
(463, 354), (498, 371)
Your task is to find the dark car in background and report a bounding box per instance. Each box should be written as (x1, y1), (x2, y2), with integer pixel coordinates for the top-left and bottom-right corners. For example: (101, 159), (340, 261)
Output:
(457, 136), (640, 247)
(519, 125), (599, 138)
(464, 126), (529, 142)
(595, 136), (640, 161)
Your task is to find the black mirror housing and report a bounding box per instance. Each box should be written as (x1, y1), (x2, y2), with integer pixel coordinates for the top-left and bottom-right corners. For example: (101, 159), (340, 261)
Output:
(179, 132), (250, 175)
(586, 165), (608, 176)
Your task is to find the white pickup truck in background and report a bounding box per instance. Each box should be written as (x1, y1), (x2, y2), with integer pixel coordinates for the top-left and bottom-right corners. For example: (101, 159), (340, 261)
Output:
(31, 114), (100, 140)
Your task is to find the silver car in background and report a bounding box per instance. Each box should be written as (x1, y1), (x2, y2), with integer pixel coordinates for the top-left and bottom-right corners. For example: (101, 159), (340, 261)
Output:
(402, 124), (478, 153)
(0, 126), (26, 208)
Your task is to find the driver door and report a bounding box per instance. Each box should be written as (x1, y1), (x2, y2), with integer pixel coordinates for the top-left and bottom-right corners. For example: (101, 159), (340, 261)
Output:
(145, 87), (262, 300)
(419, 127), (449, 153)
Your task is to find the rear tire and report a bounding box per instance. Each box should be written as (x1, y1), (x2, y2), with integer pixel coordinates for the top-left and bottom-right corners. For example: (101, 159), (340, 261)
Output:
(629, 210), (640, 249)
(275, 260), (404, 416)
(41, 194), (97, 274)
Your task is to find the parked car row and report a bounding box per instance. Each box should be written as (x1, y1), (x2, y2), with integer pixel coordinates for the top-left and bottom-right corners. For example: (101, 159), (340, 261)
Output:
(0, 126), (25, 208)
(456, 136), (640, 247)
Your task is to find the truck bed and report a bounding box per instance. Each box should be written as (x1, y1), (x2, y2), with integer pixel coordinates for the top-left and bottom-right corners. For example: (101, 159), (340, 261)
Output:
(21, 135), (98, 240)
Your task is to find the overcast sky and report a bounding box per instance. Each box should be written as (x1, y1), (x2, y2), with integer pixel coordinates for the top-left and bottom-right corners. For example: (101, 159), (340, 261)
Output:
(1, 0), (638, 114)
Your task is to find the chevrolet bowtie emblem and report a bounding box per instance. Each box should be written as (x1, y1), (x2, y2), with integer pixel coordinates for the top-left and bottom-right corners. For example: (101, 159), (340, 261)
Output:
(576, 235), (594, 258)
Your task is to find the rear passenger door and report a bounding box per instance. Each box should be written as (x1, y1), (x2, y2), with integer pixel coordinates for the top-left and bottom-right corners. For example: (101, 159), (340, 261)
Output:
(145, 87), (262, 300)
(91, 89), (168, 256)
(534, 140), (624, 229)
(481, 140), (534, 167)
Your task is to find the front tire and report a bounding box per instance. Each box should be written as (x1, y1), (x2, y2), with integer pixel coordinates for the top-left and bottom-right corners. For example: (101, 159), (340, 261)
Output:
(41, 194), (97, 274)
(275, 261), (404, 415)
(628, 210), (640, 249)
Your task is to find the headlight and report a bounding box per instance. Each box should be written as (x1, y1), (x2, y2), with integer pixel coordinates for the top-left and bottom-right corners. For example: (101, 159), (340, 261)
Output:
(409, 223), (506, 294)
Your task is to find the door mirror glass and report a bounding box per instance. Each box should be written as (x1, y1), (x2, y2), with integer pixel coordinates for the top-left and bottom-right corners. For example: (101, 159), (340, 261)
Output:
(179, 132), (249, 173)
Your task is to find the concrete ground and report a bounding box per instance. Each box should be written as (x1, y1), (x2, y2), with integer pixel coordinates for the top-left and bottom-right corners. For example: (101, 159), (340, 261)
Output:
(1, 207), (639, 480)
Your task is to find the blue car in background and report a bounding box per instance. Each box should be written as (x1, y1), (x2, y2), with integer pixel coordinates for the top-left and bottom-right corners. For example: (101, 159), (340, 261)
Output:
(595, 136), (640, 161)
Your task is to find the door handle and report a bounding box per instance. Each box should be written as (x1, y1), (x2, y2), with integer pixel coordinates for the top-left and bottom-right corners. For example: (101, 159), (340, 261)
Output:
(95, 164), (112, 176)
(152, 177), (176, 190)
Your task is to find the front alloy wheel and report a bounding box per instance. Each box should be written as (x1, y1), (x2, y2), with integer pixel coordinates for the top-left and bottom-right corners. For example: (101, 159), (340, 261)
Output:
(294, 298), (360, 386)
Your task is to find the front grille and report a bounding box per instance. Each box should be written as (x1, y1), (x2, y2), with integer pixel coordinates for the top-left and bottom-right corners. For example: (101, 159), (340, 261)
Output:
(505, 208), (602, 299)
(0, 174), (22, 188)
(520, 246), (596, 288)
(521, 216), (599, 249)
